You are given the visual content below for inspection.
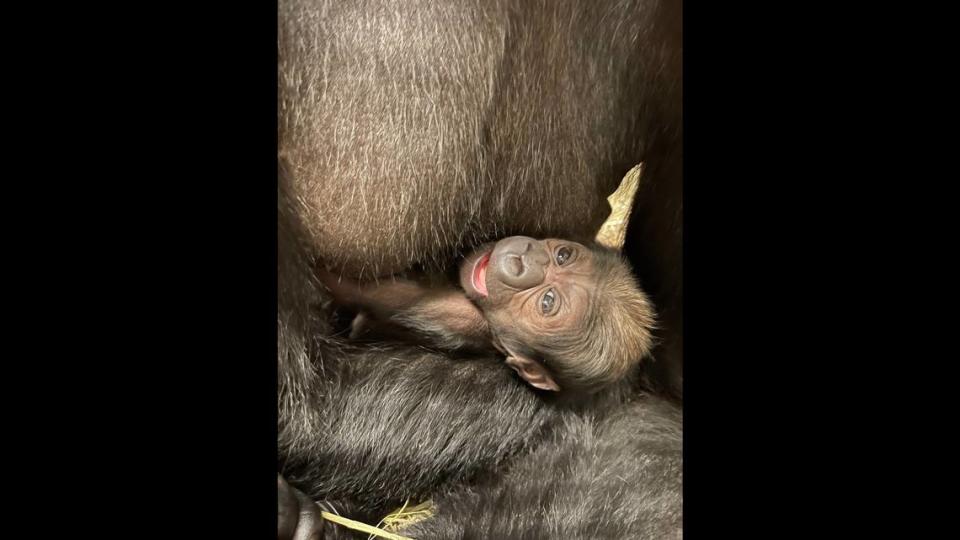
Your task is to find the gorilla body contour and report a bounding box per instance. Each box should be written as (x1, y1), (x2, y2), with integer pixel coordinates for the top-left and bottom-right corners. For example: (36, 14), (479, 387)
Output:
(278, 0), (683, 537)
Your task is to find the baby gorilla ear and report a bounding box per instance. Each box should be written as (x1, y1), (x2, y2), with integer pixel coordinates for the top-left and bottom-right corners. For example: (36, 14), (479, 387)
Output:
(504, 352), (560, 392)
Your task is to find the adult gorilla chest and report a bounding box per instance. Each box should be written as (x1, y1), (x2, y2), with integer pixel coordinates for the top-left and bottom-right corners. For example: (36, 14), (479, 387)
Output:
(278, 0), (659, 277)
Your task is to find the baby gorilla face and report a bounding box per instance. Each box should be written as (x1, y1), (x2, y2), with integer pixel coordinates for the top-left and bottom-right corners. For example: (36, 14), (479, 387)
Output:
(459, 236), (597, 349)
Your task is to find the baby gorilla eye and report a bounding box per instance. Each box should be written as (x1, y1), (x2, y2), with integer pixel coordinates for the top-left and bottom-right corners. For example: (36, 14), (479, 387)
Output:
(556, 246), (572, 265)
(540, 288), (557, 315)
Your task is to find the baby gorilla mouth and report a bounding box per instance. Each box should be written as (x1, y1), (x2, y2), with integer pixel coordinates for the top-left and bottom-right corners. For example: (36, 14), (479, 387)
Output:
(472, 252), (490, 297)
(458, 243), (495, 301)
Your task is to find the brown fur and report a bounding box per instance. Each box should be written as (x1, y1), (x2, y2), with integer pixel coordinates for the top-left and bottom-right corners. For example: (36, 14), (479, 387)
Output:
(539, 247), (656, 393)
(278, 0), (670, 279)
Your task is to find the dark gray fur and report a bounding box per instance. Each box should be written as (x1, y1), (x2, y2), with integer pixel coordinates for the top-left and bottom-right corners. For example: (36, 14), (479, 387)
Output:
(403, 399), (682, 539)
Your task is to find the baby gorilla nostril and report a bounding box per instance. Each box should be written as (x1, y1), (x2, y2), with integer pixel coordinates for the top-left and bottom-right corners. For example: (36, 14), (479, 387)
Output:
(507, 255), (523, 277)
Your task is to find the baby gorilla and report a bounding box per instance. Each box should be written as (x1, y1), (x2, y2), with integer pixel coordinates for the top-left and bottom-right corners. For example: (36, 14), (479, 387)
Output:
(321, 236), (655, 394)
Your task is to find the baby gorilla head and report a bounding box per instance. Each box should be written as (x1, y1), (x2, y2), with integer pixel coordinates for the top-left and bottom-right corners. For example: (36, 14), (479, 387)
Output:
(459, 236), (656, 394)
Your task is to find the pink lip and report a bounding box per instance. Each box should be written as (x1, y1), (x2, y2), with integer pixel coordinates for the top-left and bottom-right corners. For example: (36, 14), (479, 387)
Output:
(473, 252), (490, 297)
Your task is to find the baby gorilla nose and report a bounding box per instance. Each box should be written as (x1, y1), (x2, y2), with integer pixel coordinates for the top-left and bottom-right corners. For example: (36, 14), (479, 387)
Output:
(493, 236), (550, 290)
(505, 255), (524, 277)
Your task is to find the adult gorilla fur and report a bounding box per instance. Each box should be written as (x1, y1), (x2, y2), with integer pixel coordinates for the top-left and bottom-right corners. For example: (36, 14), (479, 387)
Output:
(278, 0), (683, 537)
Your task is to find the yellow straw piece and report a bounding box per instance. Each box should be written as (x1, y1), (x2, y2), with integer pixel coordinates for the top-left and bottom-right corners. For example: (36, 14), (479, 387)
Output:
(321, 511), (415, 540)
(381, 500), (434, 533)
(595, 163), (644, 251)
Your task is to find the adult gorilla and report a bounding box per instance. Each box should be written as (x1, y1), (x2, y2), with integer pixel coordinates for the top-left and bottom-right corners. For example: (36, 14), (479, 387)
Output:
(278, 0), (683, 537)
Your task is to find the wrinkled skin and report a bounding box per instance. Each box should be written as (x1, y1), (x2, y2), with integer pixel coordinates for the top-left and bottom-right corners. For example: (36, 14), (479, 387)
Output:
(460, 237), (596, 329)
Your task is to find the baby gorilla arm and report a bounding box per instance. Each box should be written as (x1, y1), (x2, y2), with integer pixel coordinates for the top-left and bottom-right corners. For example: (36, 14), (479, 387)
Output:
(319, 270), (492, 350)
